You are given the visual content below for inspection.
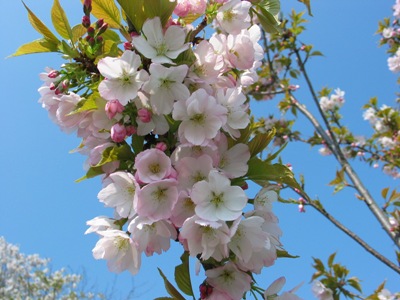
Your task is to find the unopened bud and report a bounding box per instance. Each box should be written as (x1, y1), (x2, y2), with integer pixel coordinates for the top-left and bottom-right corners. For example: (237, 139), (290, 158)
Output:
(124, 42), (133, 51)
(82, 15), (91, 28)
(88, 37), (95, 47)
(96, 36), (103, 44)
(125, 125), (137, 136)
(105, 99), (124, 119)
(49, 82), (57, 90)
(155, 142), (168, 152)
(111, 123), (127, 143)
(199, 283), (213, 299)
(241, 182), (249, 190)
(83, 0), (92, 16)
(97, 23), (109, 35)
(96, 18), (104, 29)
(87, 26), (95, 37)
(62, 79), (69, 90)
(137, 108), (152, 123)
(48, 70), (59, 78)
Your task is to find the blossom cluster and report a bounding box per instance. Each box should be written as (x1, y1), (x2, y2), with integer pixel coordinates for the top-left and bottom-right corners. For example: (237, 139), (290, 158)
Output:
(35, 0), (300, 298)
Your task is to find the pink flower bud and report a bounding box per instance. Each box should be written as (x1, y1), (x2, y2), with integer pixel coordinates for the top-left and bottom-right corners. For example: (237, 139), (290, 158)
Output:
(48, 70), (59, 78)
(241, 182), (249, 190)
(298, 204), (306, 213)
(199, 283), (213, 299)
(82, 15), (91, 28)
(111, 123), (127, 143)
(49, 82), (57, 90)
(98, 23), (109, 35)
(96, 18), (104, 29)
(124, 42), (133, 51)
(62, 79), (69, 90)
(83, 0), (92, 16)
(155, 142), (168, 152)
(137, 108), (152, 123)
(87, 27), (95, 37)
(96, 36), (103, 43)
(88, 37), (95, 46)
(125, 125), (136, 136)
(105, 100), (125, 119)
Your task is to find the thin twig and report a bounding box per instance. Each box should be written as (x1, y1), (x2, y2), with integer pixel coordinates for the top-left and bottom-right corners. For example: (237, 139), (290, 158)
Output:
(307, 200), (400, 275)
(293, 50), (400, 248)
(189, 17), (208, 43)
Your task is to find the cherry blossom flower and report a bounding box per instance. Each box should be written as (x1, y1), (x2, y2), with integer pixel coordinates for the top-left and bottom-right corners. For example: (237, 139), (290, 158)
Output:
(128, 216), (177, 256)
(132, 17), (189, 64)
(191, 170), (247, 221)
(215, 0), (252, 35)
(98, 50), (149, 105)
(228, 216), (269, 263)
(170, 190), (196, 227)
(264, 277), (303, 300)
(175, 154), (214, 191)
(254, 186), (278, 212)
(134, 148), (173, 184)
(97, 171), (139, 219)
(206, 262), (252, 300)
(312, 280), (334, 300)
(135, 179), (178, 221)
(92, 229), (141, 275)
(85, 216), (119, 235)
(180, 216), (230, 260)
(143, 63), (190, 115)
(215, 87), (249, 138)
(173, 89), (227, 145)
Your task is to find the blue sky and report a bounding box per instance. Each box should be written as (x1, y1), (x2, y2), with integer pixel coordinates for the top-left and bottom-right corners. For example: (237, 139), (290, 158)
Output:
(1, 0), (399, 299)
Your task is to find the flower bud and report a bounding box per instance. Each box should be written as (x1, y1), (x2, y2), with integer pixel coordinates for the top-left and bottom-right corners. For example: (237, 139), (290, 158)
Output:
(88, 37), (95, 47)
(97, 23), (109, 35)
(83, 0), (92, 16)
(105, 100), (124, 119)
(155, 142), (167, 152)
(199, 283), (213, 299)
(48, 70), (59, 79)
(96, 36), (104, 44)
(111, 123), (127, 143)
(125, 125), (137, 136)
(87, 26), (95, 37)
(95, 18), (104, 29)
(124, 42), (133, 51)
(137, 108), (152, 123)
(82, 15), (91, 28)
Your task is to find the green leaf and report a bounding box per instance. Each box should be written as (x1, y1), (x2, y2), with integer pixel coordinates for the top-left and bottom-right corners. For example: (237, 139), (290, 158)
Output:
(72, 24), (87, 43)
(89, 0), (122, 29)
(117, 0), (176, 32)
(257, 0), (282, 35)
(22, 1), (59, 44)
(157, 268), (186, 300)
(75, 166), (104, 182)
(327, 252), (336, 268)
(174, 252), (194, 297)
(347, 277), (362, 293)
(58, 40), (79, 58)
(312, 257), (325, 273)
(132, 135), (145, 154)
(10, 38), (59, 57)
(68, 95), (98, 115)
(51, 0), (73, 40)
(246, 157), (302, 191)
(102, 29), (122, 42)
(298, 0), (312, 16)
(265, 142), (287, 163)
(277, 249), (299, 259)
(95, 143), (133, 167)
(248, 128), (275, 157)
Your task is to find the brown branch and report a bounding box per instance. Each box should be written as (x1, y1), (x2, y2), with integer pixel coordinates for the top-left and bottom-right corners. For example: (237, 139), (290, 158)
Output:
(189, 17), (208, 43)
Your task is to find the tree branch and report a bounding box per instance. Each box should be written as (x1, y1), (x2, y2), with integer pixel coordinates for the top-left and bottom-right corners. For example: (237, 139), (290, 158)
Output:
(292, 50), (400, 248)
(307, 200), (400, 275)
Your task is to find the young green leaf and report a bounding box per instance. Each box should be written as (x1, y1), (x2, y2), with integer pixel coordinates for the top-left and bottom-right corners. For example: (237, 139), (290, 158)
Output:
(51, 0), (73, 40)
(174, 252), (195, 298)
(88, 0), (122, 29)
(298, 0), (312, 16)
(22, 1), (59, 44)
(72, 24), (87, 43)
(157, 268), (186, 300)
(10, 39), (59, 57)
(248, 128), (275, 157)
(277, 249), (299, 259)
(67, 95), (98, 116)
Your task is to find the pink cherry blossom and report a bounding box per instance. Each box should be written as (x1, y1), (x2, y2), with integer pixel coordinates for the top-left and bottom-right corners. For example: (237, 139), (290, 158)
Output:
(215, 0), (251, 35)
(110, 123), (127, 143)
(180, 216), (230, 260)
(143, 63), (190, 115)
(135, 179), (178, 221)
(191, 170), (247, 221)
(264, 277), (303, 300)
(173, 89), (227, 145)
(85, 216), (119, 235)
(92, 229), (141, 275)
(105, 99), (124, 119)
(170, 190), (196, 227)
(132, 17), (189, 64)
(134, 148), (173, 183)
(206, 262), (252, 300)
(97, 171), (139, 218)
(98, 50), (149, 105)
(128, 216), (177, 256)
(175, 154), (214, 190)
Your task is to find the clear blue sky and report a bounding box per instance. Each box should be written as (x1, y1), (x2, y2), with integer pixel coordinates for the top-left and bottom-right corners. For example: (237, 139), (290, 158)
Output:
(1, 0), (399, 299)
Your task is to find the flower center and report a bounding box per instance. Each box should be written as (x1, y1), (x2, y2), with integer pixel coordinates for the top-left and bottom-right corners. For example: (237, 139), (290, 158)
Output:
(156, 43), (168, 56)
(211, 192), (224, 207)
(149, 163), (161, 174)
(114, 236), (128, 251)
(190, 113), (205, 125)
